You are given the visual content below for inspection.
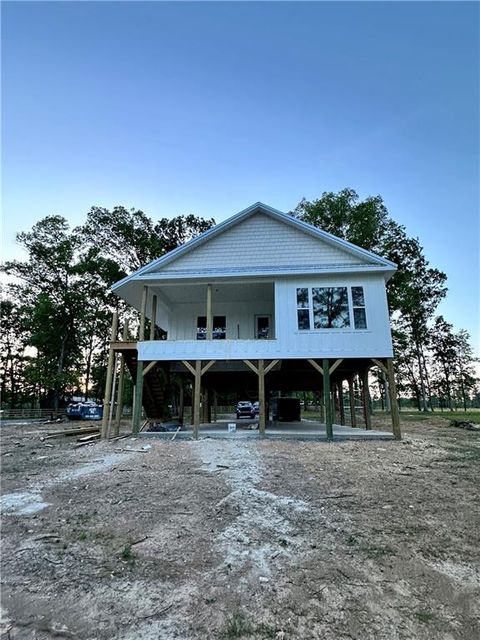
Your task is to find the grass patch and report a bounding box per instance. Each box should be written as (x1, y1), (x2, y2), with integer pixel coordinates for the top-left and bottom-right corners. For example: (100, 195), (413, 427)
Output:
(121, 543), (135, 562)
(218, 613), (253, 639)
(415, 611), (434, 624)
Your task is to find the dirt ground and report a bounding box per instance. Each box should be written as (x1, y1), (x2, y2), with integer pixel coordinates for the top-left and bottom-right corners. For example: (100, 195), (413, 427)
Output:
(1, 416), (479, 640)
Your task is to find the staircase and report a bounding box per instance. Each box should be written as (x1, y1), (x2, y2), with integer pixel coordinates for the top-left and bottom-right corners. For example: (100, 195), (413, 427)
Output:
(124, 351), (169, 420)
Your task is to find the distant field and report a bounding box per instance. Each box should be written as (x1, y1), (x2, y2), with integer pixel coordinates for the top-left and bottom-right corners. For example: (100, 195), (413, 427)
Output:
(399, 409), (480, 424)
(301, 408), (480, 424)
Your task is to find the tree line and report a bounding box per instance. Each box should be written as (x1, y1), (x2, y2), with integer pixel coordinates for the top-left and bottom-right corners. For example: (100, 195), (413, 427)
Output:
(1, 190), (478, 413)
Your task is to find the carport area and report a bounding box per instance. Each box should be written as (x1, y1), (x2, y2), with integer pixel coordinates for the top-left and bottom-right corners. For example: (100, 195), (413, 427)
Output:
(140, 419), (394, 441)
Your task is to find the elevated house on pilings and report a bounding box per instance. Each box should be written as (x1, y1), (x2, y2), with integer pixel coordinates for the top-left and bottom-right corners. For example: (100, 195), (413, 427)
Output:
(102, 202), (401, 440)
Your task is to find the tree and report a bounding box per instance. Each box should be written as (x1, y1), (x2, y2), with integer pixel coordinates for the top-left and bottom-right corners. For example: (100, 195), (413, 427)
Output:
(2, 217), (87, 412)
(293, 189), (448, 411)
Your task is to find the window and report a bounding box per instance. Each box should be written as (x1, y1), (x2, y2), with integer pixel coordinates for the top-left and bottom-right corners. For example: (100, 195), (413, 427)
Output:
(313, 287), (350, 328)
(296, 288), (310, 330)
(351, 286), (367, 329)
(197, 316), (226, 340)
(296, 285), (368, 330)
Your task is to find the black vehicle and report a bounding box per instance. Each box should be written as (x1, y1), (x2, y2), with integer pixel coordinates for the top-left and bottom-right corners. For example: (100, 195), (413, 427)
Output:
(252, 401), (259, 416)
(236, 400), (255, 419)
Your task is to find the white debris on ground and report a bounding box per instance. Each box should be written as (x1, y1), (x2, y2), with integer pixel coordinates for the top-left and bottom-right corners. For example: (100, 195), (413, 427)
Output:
(1, 452), (132, 516)
(194, 438), (309, 579)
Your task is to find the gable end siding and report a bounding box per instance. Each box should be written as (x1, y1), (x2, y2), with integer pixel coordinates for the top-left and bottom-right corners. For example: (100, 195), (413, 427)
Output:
(152, 214), (374, 273)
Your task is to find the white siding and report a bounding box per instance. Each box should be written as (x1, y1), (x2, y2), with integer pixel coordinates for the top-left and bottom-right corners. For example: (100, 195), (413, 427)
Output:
(168, 299), (275, 341)
(151, 213), (373, 274)
(138, 273), (393, 360)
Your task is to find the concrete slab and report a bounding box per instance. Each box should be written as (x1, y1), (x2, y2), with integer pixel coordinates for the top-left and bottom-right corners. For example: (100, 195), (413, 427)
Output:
(140, 418), (394, 441)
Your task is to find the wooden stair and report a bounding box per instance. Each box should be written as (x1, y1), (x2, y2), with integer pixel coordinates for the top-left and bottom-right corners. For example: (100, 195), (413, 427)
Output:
(124, 352), (169, 420)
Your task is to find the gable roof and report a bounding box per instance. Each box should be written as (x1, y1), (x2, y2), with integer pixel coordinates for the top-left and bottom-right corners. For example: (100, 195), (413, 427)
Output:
(111, 202), (397, 293)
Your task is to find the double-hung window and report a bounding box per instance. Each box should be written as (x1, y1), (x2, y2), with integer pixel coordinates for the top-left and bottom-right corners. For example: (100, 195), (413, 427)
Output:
(296, 288), (311, 330)
(351, 287), (367, 329)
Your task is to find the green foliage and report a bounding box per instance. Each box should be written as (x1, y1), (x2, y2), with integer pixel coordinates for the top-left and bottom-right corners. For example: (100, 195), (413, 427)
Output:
(1, 206), (215, 411)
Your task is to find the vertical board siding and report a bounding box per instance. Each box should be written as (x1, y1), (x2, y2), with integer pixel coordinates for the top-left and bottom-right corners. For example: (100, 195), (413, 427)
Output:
(138, 273), (393, 360)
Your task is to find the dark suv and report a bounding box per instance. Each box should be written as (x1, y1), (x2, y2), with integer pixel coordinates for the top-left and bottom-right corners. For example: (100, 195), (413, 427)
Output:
(236, 401), (255, 419)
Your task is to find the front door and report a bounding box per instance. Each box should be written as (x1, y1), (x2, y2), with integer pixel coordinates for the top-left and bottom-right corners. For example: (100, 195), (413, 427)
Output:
(255, 315), (271, 339)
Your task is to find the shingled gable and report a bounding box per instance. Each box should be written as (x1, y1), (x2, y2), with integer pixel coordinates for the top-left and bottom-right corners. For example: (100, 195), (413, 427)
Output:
(112, 202), (396, 291)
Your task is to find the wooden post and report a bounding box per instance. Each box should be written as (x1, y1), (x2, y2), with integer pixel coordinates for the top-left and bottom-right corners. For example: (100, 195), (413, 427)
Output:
(132, 286), (148, 435)
(387, 358), (402, 440)
(206, 284), (213, 340)
(213, 389), (217, 423)
(202, 386), (210, 423)
(101, 311), (118, 439)
(149, 294), (157, 341)
(113, 323), (128, 437)
(338, 381), (345, 425)
(348, 376), (356, 428)
(323, 359), (333, 440)
(258, 359), (266, 435)
(193, 360), (202, 439)
(178, 382), (184, 424)
(362, 368), (372, 430)
(106, 354), (118, 440)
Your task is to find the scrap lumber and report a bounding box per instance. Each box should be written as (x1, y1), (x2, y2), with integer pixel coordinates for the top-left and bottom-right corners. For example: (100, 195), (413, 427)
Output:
(76, 433), (100, 443)
(41, 426), (100, 440)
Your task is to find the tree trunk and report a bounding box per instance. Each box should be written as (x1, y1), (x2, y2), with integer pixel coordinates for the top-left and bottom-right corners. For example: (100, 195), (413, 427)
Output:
(415, 342), (429, 412)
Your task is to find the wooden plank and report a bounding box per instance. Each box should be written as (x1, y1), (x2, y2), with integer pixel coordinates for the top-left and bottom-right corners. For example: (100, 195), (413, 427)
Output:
(181, 360), (196, 377)
(142, 360), (159, 377)
(264, 359), (280, 375)
(371, 358), (388, 374)
(307, 359), (324, 376)
(111, 340), (137, 351)
(201, 360), (216, 376)
(243, 359), (259, 375)
(387, 358), (402, 440)
(323, 359), (333, 440)
(329, 358), (344, 375)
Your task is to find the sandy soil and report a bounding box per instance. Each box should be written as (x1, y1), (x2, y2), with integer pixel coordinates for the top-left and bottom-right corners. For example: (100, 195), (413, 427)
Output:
(1, 417), (479, 639)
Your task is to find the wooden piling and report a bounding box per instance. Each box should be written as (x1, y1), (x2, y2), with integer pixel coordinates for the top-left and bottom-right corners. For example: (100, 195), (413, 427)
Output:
(113, 323), (128, 437)
(338, 381), (345, 425)
(258, 359), (266, 435)
(132, 286), (148, 435)
(361, 368), (372, 430)
(193, 360), (202, 439)
(387, 358), (402, 440)
(348, 376), (356, 428)
(323, 359), (333, 440)
(101, 311), (118, 439)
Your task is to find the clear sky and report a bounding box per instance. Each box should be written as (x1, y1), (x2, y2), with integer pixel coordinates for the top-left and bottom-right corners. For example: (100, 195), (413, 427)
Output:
(2, 1), (479, 352)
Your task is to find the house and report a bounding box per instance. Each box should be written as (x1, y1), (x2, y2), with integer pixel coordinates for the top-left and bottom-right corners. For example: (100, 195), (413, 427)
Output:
(103, 202), (401, 440)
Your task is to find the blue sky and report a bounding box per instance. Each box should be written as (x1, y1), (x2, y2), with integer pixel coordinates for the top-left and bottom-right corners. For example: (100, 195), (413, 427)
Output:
(2, 1), (479, 351)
